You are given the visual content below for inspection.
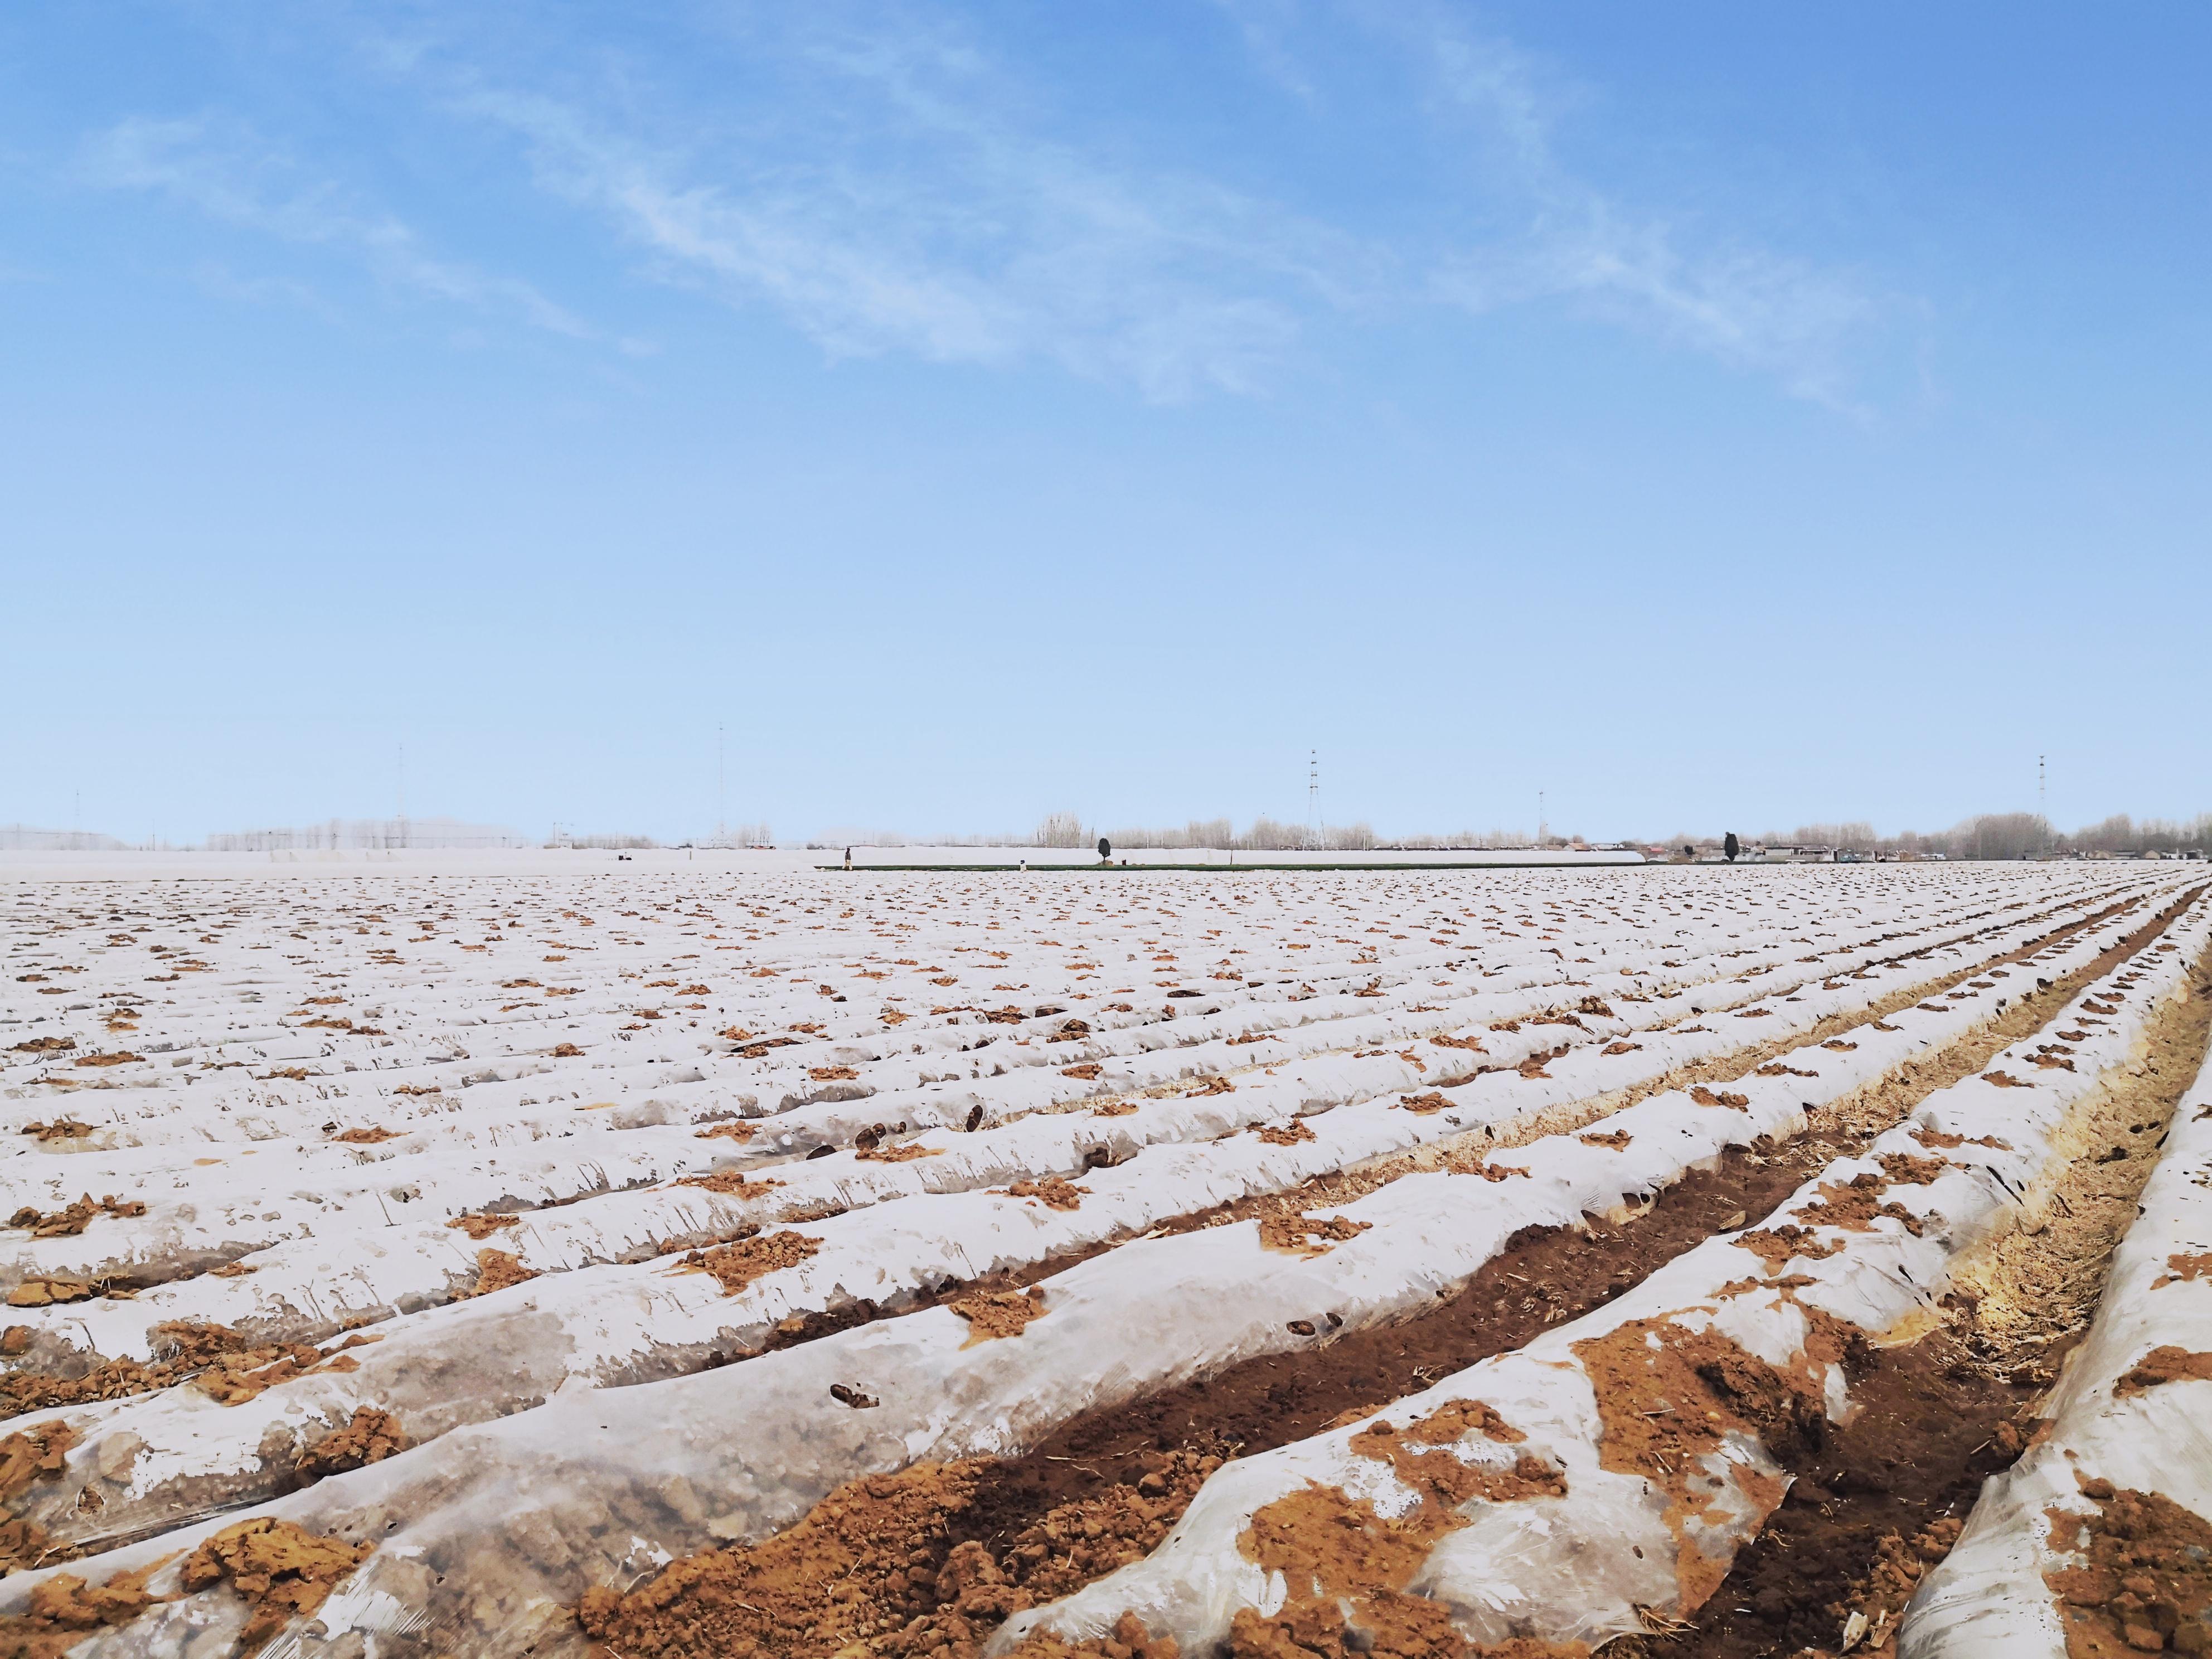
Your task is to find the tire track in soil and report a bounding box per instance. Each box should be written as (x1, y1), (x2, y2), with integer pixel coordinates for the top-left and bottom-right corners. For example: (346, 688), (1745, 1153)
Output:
(568, 891), (2201, 1659)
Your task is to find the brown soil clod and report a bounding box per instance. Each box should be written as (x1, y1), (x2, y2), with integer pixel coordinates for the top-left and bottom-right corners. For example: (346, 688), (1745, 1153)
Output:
(0, 1561), (161, 1658)
(857, 1141), (942, 1163)
(675, 1169), (785, 1199)
(1000, 1178), (1090, 1211)
(1734, 1224), (1846, 1274)
(678, 1231), (822, 1296)
(1258, 1213), (1372, 1256)
(464, 1248), (540, 1299)
(951, 1286), (1050, 1343)
(1792, 1172), (1926, 1238)
(2044, 1486), (2212, 1658)
(294, 1406), (408, 1483)
(1229, 1479), (1472, 1658)
(1574, 1317), (1826, 1609)
(180, 1517), (373, 1657)
(2111, 1345), (2212, 1398)
(7, 1194), (146, 1238)
(1350, 1414), (1567, 1506)
(446, 1211), (520, 1241)
(2153, 1252), (2212, 1289)
(0, 1421), (76, 1503)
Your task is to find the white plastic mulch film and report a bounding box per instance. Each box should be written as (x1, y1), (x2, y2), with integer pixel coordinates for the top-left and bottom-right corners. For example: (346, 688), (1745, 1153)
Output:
(1898, 1013), (2212, 1655)
(0, 876), (2163, 1559)
(0, 862), (2192, 1658)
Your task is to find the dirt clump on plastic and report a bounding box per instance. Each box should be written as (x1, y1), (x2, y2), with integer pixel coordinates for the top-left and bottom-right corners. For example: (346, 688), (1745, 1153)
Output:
(464, 1247), (540, 1299)
(180, 1516), (372, 1656)
(1223, 1479), (1472, 1658)
(294, 1405), (408, 1483)
(1, 1320), (322, 1414)
(1349, 1404), (1566, 1507)
(447, 1211), (520, 1240)
(0, 1560), (161, 1655)
(7, 1193), (146, 1238)
(1574, 1316), (1826, 1608)
(2112, 1345), (2212, 1397)
(1000, 1177), (1090, 1211)
(2156, 1250), (2212, 1287)
(1789, 1171), (1926, 1239)
(856, 1140), (942, 1163)
(1258, 1212), (1371, 1256)
(1254, 1118), (1315, 1145)
(2043, 1483), (2212, 1658)
(1733, 1223), (1845, 1274)
(950, 1284), (1050, 1342)
(16, 1117), (89, 1138)
(678, 1230), (821, 1296)
(328, 1125), (402, 1143)
(676, 1167), (784, 1198)
(0, 1420), (76, 1503)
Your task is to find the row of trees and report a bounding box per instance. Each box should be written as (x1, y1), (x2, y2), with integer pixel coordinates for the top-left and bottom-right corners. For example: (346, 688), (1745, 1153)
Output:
(1044, 811), (2212, 862)
(1734, 812), (2212, 860)
(1042, 814), (1382, 852)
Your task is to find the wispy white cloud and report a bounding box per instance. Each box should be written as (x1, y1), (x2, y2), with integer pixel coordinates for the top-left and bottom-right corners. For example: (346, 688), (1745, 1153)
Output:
(93, 6), (1900, 408)
(1364, 2), (1891, 409)
(431, 16), (1375, 402)
(83, 114), (594, 341)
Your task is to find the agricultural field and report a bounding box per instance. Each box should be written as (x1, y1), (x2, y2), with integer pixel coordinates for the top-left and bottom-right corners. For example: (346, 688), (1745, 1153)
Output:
(0, 860), (2208, 1658)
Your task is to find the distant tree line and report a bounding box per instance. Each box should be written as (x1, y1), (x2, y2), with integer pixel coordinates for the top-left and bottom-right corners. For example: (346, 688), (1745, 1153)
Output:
(1733, 811), (2212, 860)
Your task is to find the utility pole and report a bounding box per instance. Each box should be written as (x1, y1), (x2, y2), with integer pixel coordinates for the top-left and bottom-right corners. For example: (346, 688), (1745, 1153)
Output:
(717, 725), (727, 850)
(397, 744), (408, 851)
(2039, 754), (2048, 857)
(1538, 790), (1547, 847)
(1308, 749), (1319, 850)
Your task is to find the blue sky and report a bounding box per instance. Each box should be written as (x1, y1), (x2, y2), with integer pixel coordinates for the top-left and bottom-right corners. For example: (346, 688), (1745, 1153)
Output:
(4, 3), (2208, 845)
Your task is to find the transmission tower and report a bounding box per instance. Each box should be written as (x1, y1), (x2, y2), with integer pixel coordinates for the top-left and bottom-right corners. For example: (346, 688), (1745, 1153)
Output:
(1308, 750), (1319, 849)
